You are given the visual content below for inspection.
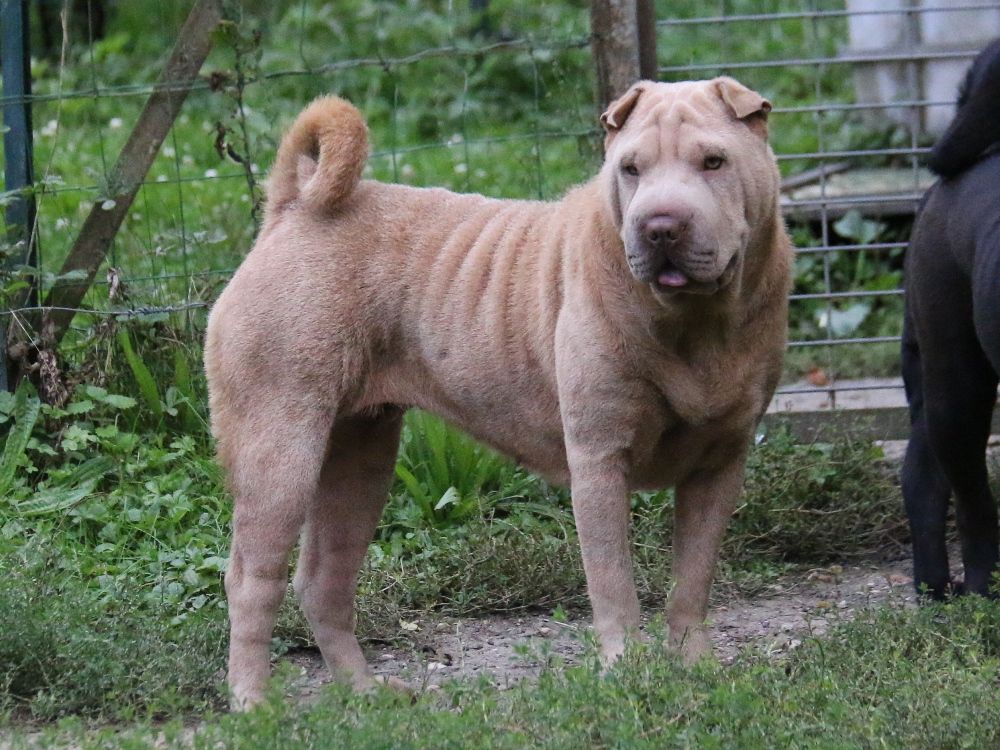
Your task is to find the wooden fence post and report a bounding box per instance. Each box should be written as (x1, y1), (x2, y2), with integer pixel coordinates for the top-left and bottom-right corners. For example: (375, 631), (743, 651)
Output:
(590, 0), (658, 111)
(41, 0), (223, 344)
(636, 0), (658, 81)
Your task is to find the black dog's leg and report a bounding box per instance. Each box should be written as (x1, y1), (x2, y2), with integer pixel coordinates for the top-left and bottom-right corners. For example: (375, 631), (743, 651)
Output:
(902, 312), (953, 598)
(963, 254), (1000, 595)
(922, 335), (998, 597)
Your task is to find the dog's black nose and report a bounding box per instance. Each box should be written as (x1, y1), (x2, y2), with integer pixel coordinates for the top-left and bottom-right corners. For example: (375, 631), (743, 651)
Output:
(643, 215), (688, 247)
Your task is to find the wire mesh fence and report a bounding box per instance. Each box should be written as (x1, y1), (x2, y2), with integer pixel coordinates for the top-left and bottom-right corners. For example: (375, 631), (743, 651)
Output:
(3, 0), (999, 434)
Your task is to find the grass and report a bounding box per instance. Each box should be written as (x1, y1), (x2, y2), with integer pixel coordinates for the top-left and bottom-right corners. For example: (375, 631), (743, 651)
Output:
(0, 554), (226, 721)
(5, 597), (999, 748)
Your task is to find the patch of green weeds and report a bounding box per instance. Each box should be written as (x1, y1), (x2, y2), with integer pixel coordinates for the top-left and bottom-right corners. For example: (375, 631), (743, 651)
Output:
(0, 380), (229, 619)
(735, 430), (905, 562)
(0, 554), (226, 721)
(390, 409), (546, 529)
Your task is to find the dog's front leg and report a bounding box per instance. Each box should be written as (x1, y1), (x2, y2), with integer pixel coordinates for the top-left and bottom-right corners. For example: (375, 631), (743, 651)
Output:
(668, 451), (747, 664)
(568, 454), (641, 664)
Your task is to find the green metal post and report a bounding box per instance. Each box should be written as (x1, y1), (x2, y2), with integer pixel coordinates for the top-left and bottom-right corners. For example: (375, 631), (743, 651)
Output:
(1, 0), (39, 391)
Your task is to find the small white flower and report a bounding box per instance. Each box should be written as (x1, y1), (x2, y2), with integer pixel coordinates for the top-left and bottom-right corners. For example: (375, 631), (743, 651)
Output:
(182, 154), (194, 165)
(55, 217), (70, 230)
(156, 174), (168, 182)
(162, 146), (176, 158)
(447, 133), (464, 145)
(239, 193), (249, 203)
(131, 212), (142, 221)
(100, 199), (116, 210)
(454, 163), (468, 175)
(250, 163), (260, 174)
(204, 168), (218, 178)
(400, 164), (415, 178)
(108, 117), (123, 129)
(474, 169), (486, 179)
(41, 119), (58, 137)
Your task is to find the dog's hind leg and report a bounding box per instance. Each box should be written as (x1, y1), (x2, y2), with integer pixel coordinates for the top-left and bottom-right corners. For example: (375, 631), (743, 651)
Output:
(292, 408), (404, 689)
(921, 328), (999, 597)
(901, 312), (954, 598)
(223, 410), (334, 710)
(959, 263), (1000, 595)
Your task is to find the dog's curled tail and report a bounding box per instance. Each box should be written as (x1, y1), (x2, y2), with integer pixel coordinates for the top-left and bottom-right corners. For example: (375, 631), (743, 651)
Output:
(266, 96), (368, 215)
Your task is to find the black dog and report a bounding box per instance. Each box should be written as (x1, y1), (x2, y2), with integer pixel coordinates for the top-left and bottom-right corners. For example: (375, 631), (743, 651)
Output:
(902, 37), (1000, 598)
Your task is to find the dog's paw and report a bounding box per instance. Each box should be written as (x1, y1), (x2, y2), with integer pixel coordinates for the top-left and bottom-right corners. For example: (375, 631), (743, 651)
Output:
(375, 674), (411, 692)
(228, 688), (266, 713)
(670, 625), (714, 667)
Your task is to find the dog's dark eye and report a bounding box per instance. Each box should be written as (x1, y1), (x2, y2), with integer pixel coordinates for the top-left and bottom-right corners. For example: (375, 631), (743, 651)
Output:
(703, 155), (725, 171)
(622, 163), (639, 177)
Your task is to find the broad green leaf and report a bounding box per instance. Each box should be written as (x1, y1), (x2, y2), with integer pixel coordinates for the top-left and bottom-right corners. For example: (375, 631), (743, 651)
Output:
(833, 209), (886, 246)
(65, 399), (96, 415)
(434, 486), (461, 511)
(394, 463), (432, 517)
(117, 329), (163, 419)
(103, 394), (138, 409)
(95, 424), (118, 439)
(0, 390), (16, 415)
(13, 457), (113, 515)
(817, 303), (872, 338)
(0, 383), (41, 497)
(84, 384), (109, 400)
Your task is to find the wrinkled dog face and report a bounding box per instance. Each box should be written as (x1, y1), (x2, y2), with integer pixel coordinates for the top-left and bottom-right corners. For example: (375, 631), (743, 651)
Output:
(600, 78), (775, 297)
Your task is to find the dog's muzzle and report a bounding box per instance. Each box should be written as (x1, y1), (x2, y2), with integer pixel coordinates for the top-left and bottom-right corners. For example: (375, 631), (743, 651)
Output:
(627, 214), (739, 295)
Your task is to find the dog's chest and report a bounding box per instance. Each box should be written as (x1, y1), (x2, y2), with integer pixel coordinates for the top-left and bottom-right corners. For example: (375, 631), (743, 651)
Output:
(654, 349), (765, 426)
(627, 361), (766, 488)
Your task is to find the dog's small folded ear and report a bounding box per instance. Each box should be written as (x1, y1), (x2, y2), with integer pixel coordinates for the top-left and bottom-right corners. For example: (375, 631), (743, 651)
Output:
(600, 83), (646, 146)
(715, 77), (771, 136)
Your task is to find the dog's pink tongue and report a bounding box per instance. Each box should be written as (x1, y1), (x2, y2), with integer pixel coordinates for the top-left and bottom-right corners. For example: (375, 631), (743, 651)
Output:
(657, 268), (689, 288)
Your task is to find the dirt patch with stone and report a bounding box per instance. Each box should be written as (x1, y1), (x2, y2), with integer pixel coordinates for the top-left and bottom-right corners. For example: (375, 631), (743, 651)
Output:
(285, 554), (930, 700)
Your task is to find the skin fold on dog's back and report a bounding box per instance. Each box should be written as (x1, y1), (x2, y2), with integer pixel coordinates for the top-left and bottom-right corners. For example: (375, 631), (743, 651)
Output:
(206, 81), (793, 708)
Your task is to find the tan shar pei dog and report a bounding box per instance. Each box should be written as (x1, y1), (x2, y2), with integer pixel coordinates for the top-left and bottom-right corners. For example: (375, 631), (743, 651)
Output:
(205, 77), (793, 708)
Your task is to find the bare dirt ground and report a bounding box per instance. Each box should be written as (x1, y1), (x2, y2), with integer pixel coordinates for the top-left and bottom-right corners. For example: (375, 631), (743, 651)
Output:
(286, 555), (925, 699)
